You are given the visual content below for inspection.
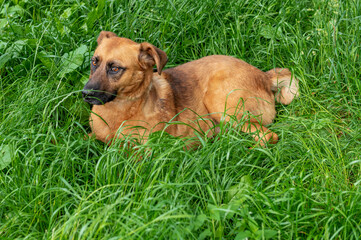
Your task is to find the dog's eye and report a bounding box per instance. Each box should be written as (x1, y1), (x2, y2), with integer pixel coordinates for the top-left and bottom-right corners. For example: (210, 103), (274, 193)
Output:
(110, 66), (123, 74)
(92, 60), (97, 66)
(112, 67), (119, 72)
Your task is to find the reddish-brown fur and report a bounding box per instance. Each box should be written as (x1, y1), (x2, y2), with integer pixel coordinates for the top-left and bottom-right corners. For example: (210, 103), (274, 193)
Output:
(84, 31), (299, 146)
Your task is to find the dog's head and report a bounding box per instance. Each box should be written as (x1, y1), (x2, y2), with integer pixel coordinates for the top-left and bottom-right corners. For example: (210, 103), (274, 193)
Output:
(82, 31), (168, 105)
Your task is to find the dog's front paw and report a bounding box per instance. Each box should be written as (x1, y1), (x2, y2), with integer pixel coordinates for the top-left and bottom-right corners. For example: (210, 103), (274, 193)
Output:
(253, 131), (278, 147)
(84, 133), (94, 140)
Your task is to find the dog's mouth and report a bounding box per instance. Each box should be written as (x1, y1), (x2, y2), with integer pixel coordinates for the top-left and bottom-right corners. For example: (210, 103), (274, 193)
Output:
(82, 90), (117, 105)
(83, 97), (104, 105)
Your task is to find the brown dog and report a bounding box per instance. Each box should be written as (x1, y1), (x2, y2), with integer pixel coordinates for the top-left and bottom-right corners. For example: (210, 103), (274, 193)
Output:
(82, 31), (299, 146)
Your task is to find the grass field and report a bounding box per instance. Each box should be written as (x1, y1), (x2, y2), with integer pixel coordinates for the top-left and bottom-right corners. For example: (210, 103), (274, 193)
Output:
(1, 0), (361, 239)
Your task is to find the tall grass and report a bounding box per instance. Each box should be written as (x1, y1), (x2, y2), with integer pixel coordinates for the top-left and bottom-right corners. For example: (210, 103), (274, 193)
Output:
(0, 0), (360, 239)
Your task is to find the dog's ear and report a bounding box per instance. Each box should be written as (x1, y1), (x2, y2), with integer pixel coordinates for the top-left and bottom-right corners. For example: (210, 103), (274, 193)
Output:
(97, 31), (118, 45)
(138, 42), (168, 75)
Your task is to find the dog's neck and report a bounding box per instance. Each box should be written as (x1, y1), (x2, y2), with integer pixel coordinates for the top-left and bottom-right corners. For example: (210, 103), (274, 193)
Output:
(117, 70), (153, 101)
(100, 72), (156, 120)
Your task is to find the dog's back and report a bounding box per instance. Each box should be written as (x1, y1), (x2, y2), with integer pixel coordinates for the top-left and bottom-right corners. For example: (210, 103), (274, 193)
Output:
(163, 55), (298, 126)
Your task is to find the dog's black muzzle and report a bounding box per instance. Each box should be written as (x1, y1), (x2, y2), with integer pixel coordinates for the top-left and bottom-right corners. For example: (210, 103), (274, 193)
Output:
(82, 88), (116, 105)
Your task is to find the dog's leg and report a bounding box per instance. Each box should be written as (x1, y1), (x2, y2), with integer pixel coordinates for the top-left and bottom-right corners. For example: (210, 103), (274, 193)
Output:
(241, 121), (278, 147)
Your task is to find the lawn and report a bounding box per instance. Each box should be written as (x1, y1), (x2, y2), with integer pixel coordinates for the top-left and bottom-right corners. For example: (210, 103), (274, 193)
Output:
(0, 0), (360, 239)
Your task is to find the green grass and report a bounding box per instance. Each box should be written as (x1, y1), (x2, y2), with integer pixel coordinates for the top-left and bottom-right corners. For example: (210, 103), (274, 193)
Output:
(1, 0), (361, 239)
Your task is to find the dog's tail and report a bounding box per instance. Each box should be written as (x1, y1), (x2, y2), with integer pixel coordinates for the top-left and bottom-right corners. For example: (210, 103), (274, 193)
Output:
(266, 68), (299, 105)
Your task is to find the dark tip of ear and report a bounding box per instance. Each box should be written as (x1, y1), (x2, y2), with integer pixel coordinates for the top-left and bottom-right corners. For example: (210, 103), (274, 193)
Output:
(97, 31), (118, 45)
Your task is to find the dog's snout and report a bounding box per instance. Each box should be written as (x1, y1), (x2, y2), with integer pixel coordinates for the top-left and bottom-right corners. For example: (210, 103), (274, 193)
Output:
(82, 89), (93, 98)
(83, 81), (101, 95)
(83, 79), (116, 105)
